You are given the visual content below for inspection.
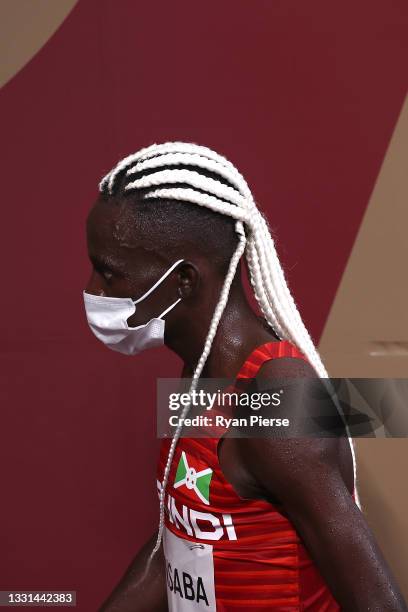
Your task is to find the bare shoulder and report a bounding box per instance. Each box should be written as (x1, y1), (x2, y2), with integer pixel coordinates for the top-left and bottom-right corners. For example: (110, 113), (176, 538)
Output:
(234, 349), (354, 502)
(256, 353), (318, 381)
(245, 353), (345, 438)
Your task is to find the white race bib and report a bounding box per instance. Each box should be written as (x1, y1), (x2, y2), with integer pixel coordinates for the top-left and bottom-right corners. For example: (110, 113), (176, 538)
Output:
(163, 526), (216, 611)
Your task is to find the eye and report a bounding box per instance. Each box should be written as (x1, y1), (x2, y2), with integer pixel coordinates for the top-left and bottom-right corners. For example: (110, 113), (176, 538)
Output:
(93, 263), (113, 282)
(102, 270), (113, 281)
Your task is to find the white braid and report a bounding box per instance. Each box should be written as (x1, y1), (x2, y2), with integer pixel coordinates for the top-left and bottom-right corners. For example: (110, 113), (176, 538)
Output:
(126, 152), (246, 195)
(141, 187), (251, 224)
(125, 169), (248, 209)
(100, 141), (243, 195)
(98, 142), (361, 575)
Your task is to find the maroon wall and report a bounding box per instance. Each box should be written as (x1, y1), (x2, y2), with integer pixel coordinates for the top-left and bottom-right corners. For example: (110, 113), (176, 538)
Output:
(0, 1), (406, 609)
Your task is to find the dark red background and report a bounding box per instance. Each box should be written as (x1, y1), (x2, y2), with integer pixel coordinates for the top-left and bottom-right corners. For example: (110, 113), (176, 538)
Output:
(0, 0), (406, 609)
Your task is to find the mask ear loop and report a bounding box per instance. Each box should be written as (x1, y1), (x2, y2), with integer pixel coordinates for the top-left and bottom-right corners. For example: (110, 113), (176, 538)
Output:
(158, 297), (182, 319)
(132, 259), (184, 305)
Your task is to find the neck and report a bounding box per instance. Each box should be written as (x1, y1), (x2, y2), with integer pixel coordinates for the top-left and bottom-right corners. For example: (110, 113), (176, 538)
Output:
(165, 278), (280, 379)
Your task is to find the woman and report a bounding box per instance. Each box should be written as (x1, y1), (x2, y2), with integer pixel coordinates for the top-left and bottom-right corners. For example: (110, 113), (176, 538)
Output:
(83, 141), (407, 611)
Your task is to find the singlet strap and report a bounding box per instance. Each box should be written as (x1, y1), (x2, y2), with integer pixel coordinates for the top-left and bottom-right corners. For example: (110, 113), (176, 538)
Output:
(236, 339), (309, 380)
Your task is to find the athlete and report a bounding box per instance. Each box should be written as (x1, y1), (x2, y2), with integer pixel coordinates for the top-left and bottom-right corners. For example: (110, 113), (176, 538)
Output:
(83, 142), (407, 611)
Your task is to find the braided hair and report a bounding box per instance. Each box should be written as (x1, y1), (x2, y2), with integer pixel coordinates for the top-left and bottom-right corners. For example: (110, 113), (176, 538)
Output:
(98, 141), (360, 577)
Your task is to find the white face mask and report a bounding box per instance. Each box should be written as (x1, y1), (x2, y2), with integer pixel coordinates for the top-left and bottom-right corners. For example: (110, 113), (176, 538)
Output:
(83, 259), (184, 356)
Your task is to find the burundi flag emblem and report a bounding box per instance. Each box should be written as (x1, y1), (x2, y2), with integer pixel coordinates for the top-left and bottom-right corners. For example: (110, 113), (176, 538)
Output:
(173, 451), (213, 505)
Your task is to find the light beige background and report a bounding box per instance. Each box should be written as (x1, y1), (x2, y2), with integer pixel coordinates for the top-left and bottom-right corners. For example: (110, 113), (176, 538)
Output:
(320, 96), (408, 596)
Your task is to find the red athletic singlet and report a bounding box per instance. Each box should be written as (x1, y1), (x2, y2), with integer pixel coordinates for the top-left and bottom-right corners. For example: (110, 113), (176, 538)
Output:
(157, 340), (355, 611)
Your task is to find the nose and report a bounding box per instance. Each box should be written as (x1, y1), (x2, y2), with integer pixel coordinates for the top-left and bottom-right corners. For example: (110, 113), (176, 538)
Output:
(85, 270), (105, 296)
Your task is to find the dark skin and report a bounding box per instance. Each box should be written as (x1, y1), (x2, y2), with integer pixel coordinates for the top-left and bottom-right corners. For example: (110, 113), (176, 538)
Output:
(86, 196), (407, 612)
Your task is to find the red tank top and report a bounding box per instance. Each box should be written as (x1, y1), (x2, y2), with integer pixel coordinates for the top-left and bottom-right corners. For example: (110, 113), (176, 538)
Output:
(157, 340), (351, 611)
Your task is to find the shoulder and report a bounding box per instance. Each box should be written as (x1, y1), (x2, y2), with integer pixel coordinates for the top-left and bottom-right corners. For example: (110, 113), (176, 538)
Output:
(252, 344), (320, 402)
(256, 349), (318, 382)
(234, 343), (346, 479)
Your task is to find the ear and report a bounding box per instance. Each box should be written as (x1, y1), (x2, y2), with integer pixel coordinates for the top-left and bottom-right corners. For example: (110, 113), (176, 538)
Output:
(177, 261), (200, 299)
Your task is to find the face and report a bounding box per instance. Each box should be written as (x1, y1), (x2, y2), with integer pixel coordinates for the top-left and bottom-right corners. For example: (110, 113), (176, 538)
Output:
(85, 197), (186, 328)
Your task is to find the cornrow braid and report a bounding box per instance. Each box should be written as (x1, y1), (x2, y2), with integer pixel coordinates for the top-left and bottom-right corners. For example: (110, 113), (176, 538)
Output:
(98, 141), (361, 580)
